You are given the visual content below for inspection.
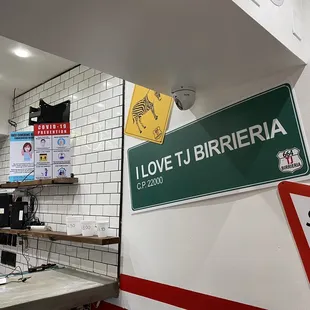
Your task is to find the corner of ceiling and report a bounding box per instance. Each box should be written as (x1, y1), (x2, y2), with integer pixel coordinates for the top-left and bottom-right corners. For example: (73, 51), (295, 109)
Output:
(232, 0), (308, 65)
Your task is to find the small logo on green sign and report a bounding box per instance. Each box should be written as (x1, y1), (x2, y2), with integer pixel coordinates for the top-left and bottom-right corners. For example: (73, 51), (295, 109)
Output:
(277, 148), (303, 173)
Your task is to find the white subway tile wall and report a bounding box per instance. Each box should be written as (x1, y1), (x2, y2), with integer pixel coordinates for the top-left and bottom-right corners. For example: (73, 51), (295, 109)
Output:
(0, 65), (122, 278)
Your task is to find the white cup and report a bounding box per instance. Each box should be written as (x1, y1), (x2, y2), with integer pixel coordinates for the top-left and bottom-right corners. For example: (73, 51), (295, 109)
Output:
(66, 216), (83, 235)
(81, 220), (96, 237)
(96, 221), (109, 237)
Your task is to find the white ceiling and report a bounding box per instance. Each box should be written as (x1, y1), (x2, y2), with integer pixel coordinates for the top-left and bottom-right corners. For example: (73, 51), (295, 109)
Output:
(0, 0), (304, 96)
(0, 35), (76, 98)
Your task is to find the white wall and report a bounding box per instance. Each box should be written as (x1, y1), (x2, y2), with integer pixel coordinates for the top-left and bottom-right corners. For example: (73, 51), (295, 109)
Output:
(111, 5), (310, 308)
(0, 65), (122, 279)
(113, 3), (310, 308)
(116, 70), (310, 309)
(233, 0), (307, 63)
(114, 4), (310, 302)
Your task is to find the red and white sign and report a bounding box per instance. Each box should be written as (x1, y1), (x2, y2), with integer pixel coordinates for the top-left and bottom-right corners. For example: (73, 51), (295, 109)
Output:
(34, 122), (70, 136)
(278, 181), (310, 283)
(34, 122), (71, 179)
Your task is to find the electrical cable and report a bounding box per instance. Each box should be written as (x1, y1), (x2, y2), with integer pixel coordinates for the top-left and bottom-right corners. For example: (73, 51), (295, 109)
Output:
(2, 265), (31, 284)
(4, 266), (23, 280)
(27, 192), (40, 223)
(13, 88), (16, 112)
(17, 169), (35, 186)
(24, 192), (38, 224)
(7, 88), (17, 131)
(8, 119), (17, 128)
(21, 236), (31, 269)
(47, 240), (53, 264)
(18, 185), (43, 226)
(35, 238), (39, 266)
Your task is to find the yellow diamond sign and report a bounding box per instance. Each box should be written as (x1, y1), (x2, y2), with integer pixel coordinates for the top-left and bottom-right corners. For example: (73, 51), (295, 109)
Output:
(125, 85), (173, 144)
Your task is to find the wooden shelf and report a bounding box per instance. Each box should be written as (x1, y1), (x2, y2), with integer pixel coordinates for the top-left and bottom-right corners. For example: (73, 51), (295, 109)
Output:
(0, 177), (78, 189)
(0, 228), (119, 246)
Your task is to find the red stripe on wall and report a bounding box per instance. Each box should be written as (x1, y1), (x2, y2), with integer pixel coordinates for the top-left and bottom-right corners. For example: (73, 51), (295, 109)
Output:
(120, 274), (265, 310)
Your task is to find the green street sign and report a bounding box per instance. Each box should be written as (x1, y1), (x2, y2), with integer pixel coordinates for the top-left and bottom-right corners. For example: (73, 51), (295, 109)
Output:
(128, 84), (310, 212)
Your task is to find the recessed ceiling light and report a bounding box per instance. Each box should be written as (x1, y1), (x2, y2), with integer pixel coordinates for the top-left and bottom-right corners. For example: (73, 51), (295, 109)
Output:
(13, 47), (31, 58)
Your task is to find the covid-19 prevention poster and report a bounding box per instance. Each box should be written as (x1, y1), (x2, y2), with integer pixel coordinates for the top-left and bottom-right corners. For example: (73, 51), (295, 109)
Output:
(9, 131), (34, 182)
(34, 123), (71, 179)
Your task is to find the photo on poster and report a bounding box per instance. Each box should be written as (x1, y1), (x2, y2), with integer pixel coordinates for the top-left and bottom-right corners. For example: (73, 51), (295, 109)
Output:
(52, 149), (71, 164)
(35, 135), (52, 150)
(53, 164), (71, 178)
(53, 135), (70, 149)
(35, 166), (52, 179)
(10, 131), (34, 182)
(35, 150), (52, 165)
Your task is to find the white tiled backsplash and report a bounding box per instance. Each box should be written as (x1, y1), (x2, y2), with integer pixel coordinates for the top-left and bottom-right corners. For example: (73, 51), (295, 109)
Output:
(0, 65), (122, 279)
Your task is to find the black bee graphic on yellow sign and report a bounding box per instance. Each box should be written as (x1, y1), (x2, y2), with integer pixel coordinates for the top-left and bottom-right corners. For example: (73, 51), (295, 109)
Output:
(125, 85), (173, 144)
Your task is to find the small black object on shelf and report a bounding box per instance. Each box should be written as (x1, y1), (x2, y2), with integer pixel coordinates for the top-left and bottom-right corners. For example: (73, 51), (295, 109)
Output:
(11, 201), (28, 229)
(28, 263), (56, 273)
